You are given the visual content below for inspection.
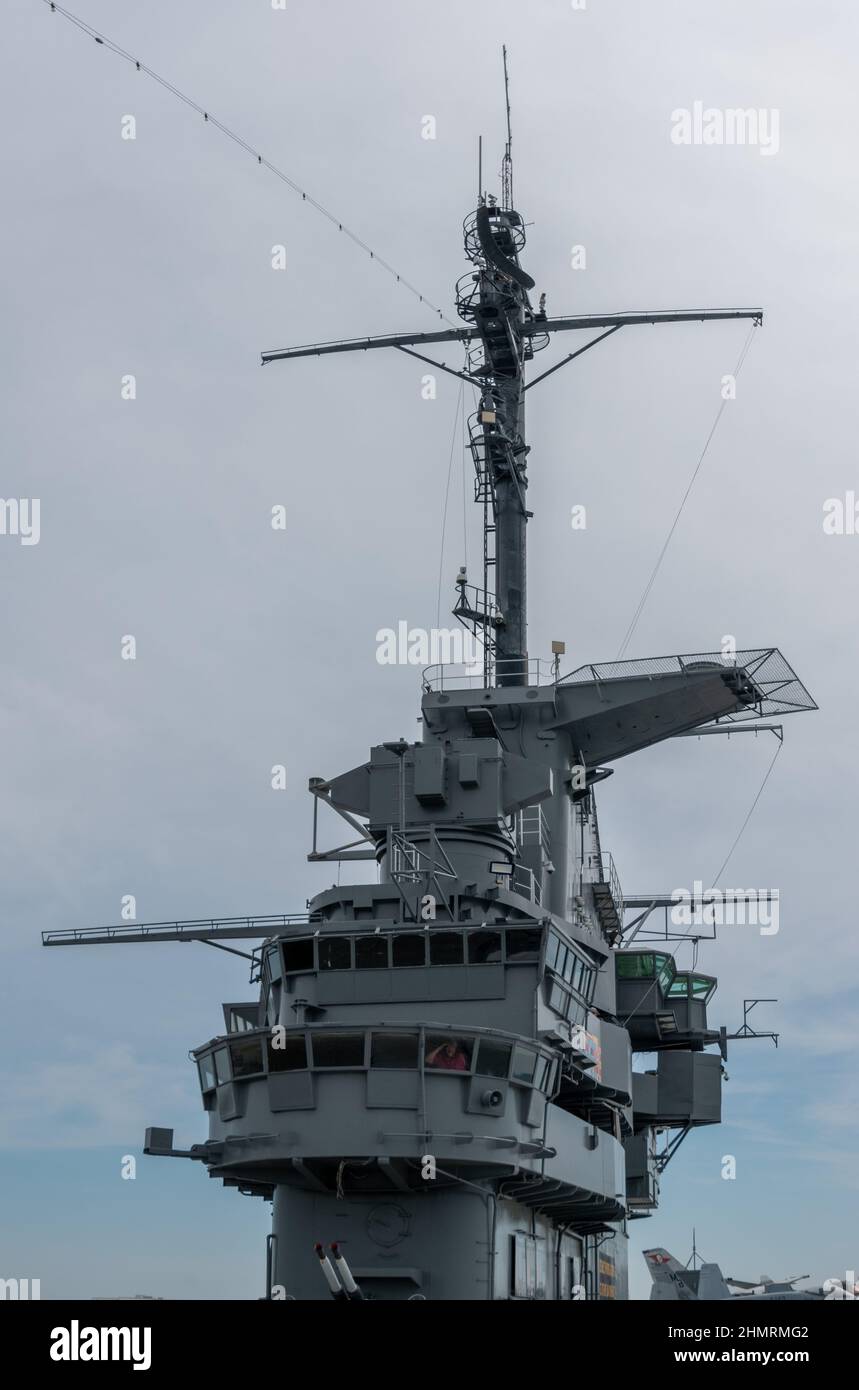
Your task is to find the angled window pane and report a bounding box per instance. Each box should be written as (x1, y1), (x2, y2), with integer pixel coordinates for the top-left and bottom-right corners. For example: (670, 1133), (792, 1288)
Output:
(548, 980), (567, 1015)
(511, 1045), (536, 1085)
(475, 1038), (512, 1078)
(213, 1047), (231, 1085)
(283, 938), (315, 973)
(544, 932), (561, 973)
(198, 1054), (217, 1091)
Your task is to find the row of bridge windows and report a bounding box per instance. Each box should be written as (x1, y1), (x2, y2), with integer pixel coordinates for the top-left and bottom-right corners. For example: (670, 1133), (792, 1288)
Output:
(269, 925), (596, 1000)
(196, 1028), (558, 1095)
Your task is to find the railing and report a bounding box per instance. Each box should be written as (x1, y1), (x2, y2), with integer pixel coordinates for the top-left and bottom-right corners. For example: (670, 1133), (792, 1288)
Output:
(515, 805), (551, 858)
(583, 852), (624, 923)
(422, 656), (558, 692)
(512, 864), (542, 907)
(557, 649), (816, 724)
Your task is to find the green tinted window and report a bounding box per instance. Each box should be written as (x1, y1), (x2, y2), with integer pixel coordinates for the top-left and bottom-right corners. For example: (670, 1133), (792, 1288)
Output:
(655, 953), (676, 991)
(616, 952), (654, 979)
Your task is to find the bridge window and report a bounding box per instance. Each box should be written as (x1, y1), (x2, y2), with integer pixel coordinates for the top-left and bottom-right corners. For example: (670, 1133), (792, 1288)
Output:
(230, 1037), (264, 1078)
(392, 933), (426, 967)
(355, 936), (389, 969)
(198, 1054), (217, 1092)
(429, 932), (464, 966)
(213, 1047), (230, 1085)
(267, 1032), (307, 1072)
(319, 938), (351, 971)
(545, 933), (561, 973)
(282, 938), (315, 973)
(548, 980), (570, 1018)
(370, 1032), (419, 1069)
(506, 928), (542, 961)
(468, 929), (502, 964)
(312, 1033), (366, 1068)
(425, 1035), (473, 1071)
(616, 952), (654, 979)
(511, 1045), (537, 1084)
(533, 1055), (549, 1091)
(655, 953), (675, 991)
(475, 1038), (512, 1078)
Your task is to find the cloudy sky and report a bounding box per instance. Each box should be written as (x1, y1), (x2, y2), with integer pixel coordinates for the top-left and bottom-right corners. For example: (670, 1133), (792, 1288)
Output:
(2, 0), (857, 1299)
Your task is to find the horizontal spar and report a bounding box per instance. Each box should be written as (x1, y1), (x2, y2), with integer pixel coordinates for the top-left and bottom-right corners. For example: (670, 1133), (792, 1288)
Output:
(539, 307), (763, 334)
(261, 326), (473, 363)
(260, 307), (762, 365)
(42, 913), (312, 946)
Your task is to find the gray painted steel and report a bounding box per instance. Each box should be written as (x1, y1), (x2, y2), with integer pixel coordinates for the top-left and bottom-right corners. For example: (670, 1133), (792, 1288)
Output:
(46, 173), (812, 1302)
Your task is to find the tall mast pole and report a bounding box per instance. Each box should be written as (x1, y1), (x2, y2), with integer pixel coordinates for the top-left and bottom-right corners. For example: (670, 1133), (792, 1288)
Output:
(467, 46), (533, 685)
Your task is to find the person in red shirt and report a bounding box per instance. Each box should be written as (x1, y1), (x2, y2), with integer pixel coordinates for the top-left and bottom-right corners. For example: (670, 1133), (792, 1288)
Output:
(426, 1039), (469, 1071)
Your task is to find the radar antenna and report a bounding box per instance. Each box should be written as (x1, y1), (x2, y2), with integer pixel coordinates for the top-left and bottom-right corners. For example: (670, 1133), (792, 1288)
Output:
(501, 45), (513, 211)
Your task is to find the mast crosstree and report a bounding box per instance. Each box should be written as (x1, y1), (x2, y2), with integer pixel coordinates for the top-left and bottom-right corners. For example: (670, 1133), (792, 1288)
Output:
(261, 127), (762, 686)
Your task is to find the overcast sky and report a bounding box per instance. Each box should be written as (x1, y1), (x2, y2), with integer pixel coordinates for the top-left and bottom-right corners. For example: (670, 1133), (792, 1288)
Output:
(1, 0), (857, 1299)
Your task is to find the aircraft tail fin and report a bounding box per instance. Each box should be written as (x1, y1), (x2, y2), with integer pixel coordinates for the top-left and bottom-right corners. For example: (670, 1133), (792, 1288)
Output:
(643, 1249), (696, 1301)
(696, 1263), (732, 1300)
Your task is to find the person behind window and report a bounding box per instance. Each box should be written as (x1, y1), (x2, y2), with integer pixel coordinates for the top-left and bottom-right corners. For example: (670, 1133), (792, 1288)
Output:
(426, 1038), (468, 1071)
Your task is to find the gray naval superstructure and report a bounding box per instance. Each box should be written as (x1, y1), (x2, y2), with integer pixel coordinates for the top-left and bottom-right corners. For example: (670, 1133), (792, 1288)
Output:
(44, 111), (817, 1300)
